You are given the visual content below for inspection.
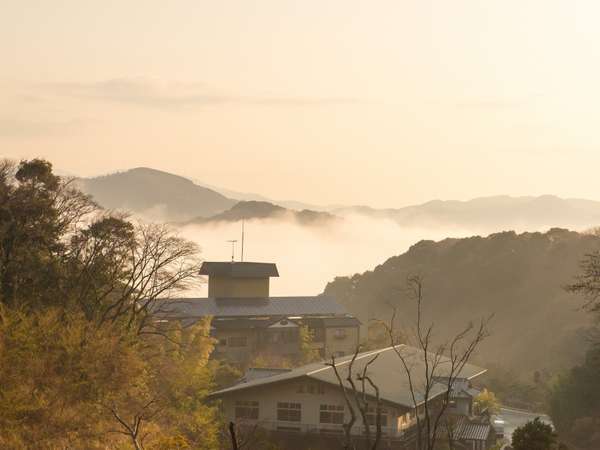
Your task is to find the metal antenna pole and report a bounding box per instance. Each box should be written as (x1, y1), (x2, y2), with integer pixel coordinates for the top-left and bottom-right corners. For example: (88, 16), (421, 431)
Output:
(241, 220), (245, 262)
(227, 240), (237, 262)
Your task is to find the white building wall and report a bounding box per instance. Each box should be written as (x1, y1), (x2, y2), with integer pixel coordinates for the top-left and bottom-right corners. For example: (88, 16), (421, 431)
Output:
(220, 378), (409, 436)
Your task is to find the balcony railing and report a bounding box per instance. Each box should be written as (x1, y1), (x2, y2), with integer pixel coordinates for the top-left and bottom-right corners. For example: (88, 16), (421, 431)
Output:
(235, 419), (415, 439)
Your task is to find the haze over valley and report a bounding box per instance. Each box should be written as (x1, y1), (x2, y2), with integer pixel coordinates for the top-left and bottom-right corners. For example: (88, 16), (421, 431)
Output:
(78, 167), (600, 297)
(75, 167), (600, 386)
(4, 2), (600, 447)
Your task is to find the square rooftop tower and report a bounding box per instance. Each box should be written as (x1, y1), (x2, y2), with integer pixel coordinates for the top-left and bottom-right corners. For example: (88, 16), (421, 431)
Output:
(199, 261), (279, 298)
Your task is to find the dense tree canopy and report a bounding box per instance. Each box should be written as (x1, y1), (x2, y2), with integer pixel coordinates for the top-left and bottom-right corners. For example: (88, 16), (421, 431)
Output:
(324, 230), (599, 377)
(0, 159), (221, 449)
(549, 345), (600, 450)
(511, 418), (557, 450)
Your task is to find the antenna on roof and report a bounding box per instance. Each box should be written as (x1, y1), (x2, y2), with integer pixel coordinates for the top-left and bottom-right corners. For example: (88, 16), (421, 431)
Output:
(227, 240), (237, 262)
(241, 220), (245, 262)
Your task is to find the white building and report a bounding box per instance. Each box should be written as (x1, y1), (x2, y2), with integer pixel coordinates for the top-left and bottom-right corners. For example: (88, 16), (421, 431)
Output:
(209, 345), (495, 449)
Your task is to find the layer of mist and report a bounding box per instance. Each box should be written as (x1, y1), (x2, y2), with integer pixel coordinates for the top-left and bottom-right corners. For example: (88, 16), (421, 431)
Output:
(177, 213), (580, 297)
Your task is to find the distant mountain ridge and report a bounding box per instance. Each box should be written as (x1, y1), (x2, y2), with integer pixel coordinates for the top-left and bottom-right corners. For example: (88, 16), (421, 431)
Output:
(184, 200), (338, 226)
(77, 167), (236, 221)
(335, 195), (600, 232)
(77, 168), (335, 225)
(77, 167), (600, 232)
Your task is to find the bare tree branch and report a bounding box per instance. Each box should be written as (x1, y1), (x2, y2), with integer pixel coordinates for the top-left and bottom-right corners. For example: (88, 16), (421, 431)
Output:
(381, 276), (491, 450)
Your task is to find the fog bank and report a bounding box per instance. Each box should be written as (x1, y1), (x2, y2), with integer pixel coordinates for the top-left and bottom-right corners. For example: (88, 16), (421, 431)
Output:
(179, 215), (481, 297)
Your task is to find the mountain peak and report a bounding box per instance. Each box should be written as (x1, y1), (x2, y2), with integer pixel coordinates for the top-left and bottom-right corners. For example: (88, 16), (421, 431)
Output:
(78, 168), (235, 221)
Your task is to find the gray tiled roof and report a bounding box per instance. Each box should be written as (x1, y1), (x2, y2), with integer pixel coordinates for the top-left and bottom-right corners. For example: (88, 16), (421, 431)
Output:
(210, 317), (275, 330)
(454, 417), (493, 441)
(302, 316), (361, 328)
(199, 261), (279, 278)
(155, 296), (348, 318)
(240, 368), (292, 383)
(208, 345), (487, 409)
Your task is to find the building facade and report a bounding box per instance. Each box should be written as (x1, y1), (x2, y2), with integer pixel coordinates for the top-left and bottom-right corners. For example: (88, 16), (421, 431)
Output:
(209, 346), (496, 449)
(157, 261), (360, 364)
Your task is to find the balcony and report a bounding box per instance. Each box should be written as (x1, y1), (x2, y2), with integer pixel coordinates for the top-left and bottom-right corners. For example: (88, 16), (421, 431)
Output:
(237, 420), (414, 439)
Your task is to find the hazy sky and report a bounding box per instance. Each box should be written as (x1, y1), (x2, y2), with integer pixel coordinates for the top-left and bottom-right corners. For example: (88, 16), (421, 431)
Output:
(2, 1), (600, 207)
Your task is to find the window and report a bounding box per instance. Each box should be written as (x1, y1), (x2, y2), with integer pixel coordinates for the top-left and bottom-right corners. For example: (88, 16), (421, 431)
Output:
(333, 328), (347, 339)
(296, 382), (325, 395)
(235, 401), (259, 420)
(228, 336), (247, 347)
(267, 329), (298, 344)
(320, 404), (344, 424)
(311, 327), (325, 342)
(366, 406), (388, 427)
(277, 402), (301, 422)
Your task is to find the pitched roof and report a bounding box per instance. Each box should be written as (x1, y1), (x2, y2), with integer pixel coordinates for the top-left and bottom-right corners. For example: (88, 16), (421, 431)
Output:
(454, 417), (493, 441)
(240, 368), (292, 383)
(302, 316), (362, 328)
(155, 296), (349, 318)
(199, 261), (279, 278)
(208, 345), (486, 409)
(210, 317), (275, 330)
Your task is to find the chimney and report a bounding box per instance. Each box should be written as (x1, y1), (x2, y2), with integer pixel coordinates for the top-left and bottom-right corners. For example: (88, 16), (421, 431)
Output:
(199, 261), (279, 298)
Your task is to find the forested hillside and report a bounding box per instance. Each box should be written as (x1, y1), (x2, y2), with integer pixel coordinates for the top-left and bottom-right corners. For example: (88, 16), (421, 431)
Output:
(324, 229), (599, 376)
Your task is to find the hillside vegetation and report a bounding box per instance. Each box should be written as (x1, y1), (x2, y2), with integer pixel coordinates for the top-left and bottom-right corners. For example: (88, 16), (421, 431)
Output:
(0, 160), (222, 448)
(324, 228), (598, 376)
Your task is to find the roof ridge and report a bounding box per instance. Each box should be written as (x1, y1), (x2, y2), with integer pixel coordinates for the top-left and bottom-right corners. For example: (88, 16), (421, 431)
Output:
(306, 345), (405, 376)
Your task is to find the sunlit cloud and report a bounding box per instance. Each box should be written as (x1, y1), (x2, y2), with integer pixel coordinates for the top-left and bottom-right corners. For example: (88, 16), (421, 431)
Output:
(0, 117), (89, 138)
(38, 78), (360, 109)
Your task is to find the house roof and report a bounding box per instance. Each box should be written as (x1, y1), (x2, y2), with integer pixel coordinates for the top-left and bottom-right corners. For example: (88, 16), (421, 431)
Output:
(210, 317), (275, 330)
(206, 316), (360, 331)
(199, 261), (279, 278)
(454, 417), (493, 441)
(450, 380), (480, 398)
(208, 345), (487, 409)
(155, 296), (349, 318)
(302, 316), (361, 328)
(240, 368), (292, 383)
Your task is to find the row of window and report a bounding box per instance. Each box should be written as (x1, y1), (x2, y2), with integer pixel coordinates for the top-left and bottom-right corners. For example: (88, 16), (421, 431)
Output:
(218, 328), (350, 348)
(296, 382), (325, 395)
(235, 401), (389, 426)
(218, 336), (247, 347)
(319, 404), (344, 424)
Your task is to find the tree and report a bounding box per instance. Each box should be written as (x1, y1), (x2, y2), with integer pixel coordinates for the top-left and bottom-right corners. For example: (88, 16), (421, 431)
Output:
(474, 389), (500, 415)
(0, 306), (148, 448)
(567, 250), (600, 314)
(512, 418), (557, 450)
(0, 305), (219, 449)
(549, 345), (600, 450)
(0, 159), (94, 309)
(550, 252), (600, 450)
(298, 325), (321, 364)
(0, 159), (219, 449)
(66, 217), (202, 331)
(0, 159), (202, 332)
(382, 276), (491, 450)
(326, 347), (383, 450)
